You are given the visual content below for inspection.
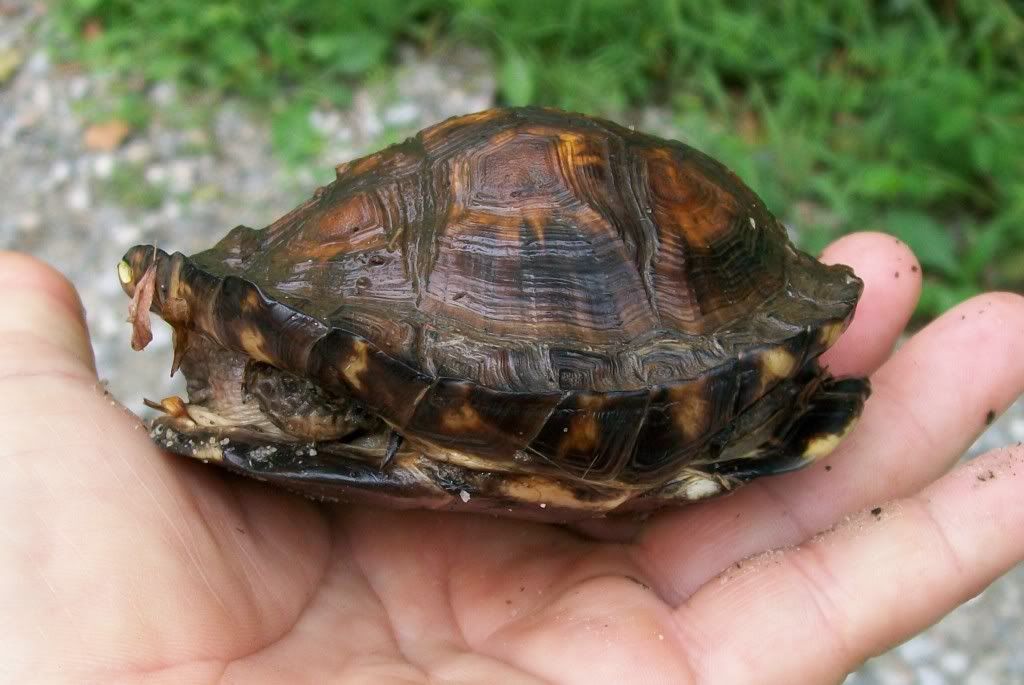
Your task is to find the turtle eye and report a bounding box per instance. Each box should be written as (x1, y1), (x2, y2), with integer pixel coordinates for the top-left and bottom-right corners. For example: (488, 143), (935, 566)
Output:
(117, 259), (134, 285)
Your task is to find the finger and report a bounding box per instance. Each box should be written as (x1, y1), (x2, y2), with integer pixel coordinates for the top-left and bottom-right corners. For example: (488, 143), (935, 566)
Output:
(818, 232), (921, 376)
(638, 291), (1024, 600)
(0, 251), (96, 377)
(673, 446), (1024, 684)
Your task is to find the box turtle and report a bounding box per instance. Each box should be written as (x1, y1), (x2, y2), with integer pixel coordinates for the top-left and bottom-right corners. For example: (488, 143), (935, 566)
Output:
(118, 107), (869, 520)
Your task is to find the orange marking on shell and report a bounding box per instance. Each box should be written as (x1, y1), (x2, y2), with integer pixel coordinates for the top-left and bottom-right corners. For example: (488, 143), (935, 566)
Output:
(348, 153), (383, 177)
(485, 127), (521, 149)
(299, 193), (384, 262)
(423, 109), (504, 144)
(669, 381), (711, 441)
(458, 208), (523, 235)
(558, 395), (606, 456)
(647, 147), (738, 248)
(524, 211), (548, 242)
(442, 403), (485, 432)
(556, 132), (605, 169)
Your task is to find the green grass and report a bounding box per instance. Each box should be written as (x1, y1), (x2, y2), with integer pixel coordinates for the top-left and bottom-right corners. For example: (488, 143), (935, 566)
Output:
(51, 0), (1024, 316)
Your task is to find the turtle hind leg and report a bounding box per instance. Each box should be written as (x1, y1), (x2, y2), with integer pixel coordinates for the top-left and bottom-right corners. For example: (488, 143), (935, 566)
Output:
(707, 375), (870, 481)
(243, 361), (381, 442)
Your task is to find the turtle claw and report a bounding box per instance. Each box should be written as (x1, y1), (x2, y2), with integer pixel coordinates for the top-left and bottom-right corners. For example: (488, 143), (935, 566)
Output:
(144, 395), (252, 432)
(144, 395), (193, 422)
(169, 327), (191, 377)
(382, 430), (403, 470)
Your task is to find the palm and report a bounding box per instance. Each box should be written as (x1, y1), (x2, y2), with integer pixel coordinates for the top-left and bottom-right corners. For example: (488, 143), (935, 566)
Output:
(3, 235), (1023, 685)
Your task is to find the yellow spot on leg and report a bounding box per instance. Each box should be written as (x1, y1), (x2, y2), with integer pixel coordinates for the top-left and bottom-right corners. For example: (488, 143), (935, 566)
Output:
(239, 329), (273, 364)
(240, 289), (263, 313)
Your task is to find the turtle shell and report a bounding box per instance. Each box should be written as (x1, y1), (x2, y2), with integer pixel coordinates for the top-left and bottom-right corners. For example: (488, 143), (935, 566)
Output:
(120, 107), (869, 514)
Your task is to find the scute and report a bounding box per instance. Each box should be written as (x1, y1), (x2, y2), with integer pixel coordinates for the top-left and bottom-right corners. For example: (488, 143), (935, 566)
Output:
(123, 106), (869, 504)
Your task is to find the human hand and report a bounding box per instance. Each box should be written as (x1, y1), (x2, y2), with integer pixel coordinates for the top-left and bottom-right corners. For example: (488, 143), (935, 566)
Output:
(2, 234), (1022, 684)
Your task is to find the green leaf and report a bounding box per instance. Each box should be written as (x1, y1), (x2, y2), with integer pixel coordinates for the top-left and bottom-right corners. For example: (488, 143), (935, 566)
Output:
(499, 48), (534, 106)
(332, 32), (389, 75)
(917, 281), (979, 318)
(853, 164), (907, 199)
(886, 211), (960, 277)
(271, 102), (323, 165)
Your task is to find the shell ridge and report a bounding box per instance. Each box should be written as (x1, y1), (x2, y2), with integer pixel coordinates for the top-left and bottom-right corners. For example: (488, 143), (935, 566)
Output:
(622, 142), (661, 323)
(410, 154), (445, 306)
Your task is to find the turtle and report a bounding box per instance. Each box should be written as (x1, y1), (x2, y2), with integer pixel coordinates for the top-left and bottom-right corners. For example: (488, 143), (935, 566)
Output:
(117, 106), (870, 521)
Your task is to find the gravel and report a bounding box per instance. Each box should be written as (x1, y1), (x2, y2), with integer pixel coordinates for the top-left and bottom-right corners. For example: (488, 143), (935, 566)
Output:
(2, 3), (1021, 682)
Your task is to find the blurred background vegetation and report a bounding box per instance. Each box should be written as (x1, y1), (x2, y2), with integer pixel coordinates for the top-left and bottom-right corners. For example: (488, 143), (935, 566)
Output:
(51, 0), (1024, 317)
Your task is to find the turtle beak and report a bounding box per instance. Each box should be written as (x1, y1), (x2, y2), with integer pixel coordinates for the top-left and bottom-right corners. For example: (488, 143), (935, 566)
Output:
(117, 245), (163, 297)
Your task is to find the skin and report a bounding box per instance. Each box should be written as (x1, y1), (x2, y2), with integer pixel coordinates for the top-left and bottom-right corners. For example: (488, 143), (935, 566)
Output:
(2, 233), (1023, 684)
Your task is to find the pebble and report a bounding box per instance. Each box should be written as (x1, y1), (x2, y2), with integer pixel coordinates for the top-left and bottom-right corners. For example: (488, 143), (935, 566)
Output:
(66, 184), (90, 211)
(917, 666), (946, 685)
(16, 211), (40, 232)
(940, 651), (970, 675)
(899, 634), (938, 662)
(111, 223), (140, 244)
(50, 159), (71, 184)
(167, 159), (195, 193)
(383, 102), (420, 126)
(144, 164), (167, 185)
(93, 153), (114, 178)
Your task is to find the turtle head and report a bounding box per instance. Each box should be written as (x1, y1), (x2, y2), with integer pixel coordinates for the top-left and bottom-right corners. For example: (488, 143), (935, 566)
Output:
(117, 245), (194, 321)
(117, 244), (165, 298)
(118, 245), (194, 353)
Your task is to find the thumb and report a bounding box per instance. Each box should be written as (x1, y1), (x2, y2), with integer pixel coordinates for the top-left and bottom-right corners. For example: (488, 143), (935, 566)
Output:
(0, 251), (97, 379)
